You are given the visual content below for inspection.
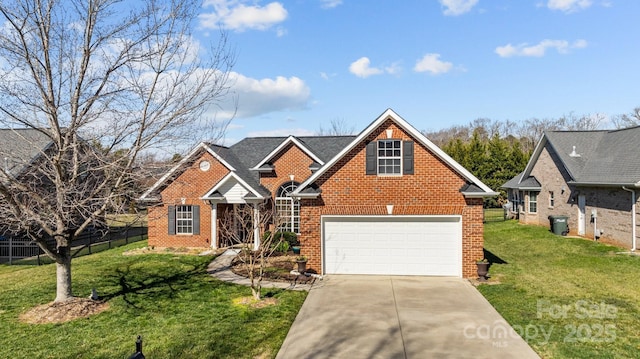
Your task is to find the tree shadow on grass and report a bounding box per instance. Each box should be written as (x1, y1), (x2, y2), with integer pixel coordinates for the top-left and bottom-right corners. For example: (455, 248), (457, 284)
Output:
(100, 260), (212, 309)
(483, 248), (508, 265)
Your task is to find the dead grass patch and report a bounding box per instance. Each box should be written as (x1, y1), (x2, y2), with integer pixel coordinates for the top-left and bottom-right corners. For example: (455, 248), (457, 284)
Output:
(232, 296), (279, 309)
(123, 246), (222, 256)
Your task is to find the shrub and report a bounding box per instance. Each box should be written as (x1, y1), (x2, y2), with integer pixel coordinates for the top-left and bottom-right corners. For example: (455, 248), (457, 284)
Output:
(273, 241), (290, 253)
(263, 231), (299, 247)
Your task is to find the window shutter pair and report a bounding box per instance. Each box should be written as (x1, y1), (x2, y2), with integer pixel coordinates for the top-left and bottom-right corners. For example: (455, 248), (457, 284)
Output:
(365, 141), (414, 175)
(167, 205), (200, 235)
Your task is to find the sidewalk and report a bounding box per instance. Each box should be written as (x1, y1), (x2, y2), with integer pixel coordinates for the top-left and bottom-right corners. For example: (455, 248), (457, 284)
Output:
(206, 249), (316, 291)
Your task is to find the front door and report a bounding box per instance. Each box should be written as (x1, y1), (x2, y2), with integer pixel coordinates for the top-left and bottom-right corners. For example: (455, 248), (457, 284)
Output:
(578, 195), (586, 235)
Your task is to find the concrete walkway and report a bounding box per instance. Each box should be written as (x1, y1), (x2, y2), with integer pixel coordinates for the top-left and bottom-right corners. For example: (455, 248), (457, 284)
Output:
(276, 275), (540, 359)
(206, 249), (314, 291)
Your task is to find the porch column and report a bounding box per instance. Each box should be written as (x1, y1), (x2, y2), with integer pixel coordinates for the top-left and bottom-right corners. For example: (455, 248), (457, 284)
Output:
(253, 203), (260, 250)
(210, 203), (217, 249)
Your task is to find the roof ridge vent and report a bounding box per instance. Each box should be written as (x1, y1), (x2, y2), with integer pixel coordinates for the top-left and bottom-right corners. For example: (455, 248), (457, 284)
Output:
(569, 145), (581, 157)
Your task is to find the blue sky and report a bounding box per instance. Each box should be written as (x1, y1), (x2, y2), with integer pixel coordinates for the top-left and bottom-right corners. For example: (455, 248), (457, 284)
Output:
(196, 0), (640, 144)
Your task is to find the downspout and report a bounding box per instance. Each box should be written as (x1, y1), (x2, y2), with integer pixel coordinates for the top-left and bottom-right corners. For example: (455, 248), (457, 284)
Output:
(622, 187), (637, 251)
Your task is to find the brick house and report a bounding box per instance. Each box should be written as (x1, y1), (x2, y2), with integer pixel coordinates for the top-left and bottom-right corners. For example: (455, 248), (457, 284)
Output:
(140, 109), (497, 277)
(502, 127), (640, 250)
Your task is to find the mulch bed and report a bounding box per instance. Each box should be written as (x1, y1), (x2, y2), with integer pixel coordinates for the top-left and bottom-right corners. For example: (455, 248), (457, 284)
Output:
(230, 253), (315, 284)
(20, 298), (110, 324)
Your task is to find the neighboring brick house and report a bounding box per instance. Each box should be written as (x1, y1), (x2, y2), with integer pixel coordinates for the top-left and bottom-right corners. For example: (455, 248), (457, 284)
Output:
(140, 109), (497, 277)
(502, 127), (640, 250)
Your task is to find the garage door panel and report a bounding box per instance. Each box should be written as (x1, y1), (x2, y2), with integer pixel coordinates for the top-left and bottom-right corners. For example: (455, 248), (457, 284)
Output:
(323, 216), (461, 276)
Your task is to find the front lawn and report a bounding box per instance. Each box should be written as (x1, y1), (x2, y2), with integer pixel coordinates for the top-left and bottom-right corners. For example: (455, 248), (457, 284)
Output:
(0, 241), (306, 358)
(480, 221), (640, 358)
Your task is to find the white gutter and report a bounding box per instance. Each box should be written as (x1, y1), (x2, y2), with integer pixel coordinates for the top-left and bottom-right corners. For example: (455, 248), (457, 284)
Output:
(622, 186), (637, 251)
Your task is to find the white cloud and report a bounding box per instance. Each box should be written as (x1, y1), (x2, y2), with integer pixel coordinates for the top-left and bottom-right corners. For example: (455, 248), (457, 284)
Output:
(348, 57), (402, 78)
(276, 27), (287, 37)
(206, 72), (311, 120)
(439, 0), (479, 16)
(385, 62), (402, 75)
(547, 0), (592, 13)
(320, 0), (343, 9)
(349, 57), (383, 78)
(247, 128), (316, 137)
(495, 39), (588, 57)
(320, 72), (337, 80)
(413, 54), (453, 75)
(200, 1), (288, 32)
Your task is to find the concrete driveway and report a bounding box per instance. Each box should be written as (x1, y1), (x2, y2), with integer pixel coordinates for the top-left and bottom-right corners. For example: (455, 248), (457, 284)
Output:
(276, 275), (540, 359)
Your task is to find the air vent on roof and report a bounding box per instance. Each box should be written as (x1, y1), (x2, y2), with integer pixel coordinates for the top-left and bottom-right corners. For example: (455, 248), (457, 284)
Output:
(569, 146), (581, 158)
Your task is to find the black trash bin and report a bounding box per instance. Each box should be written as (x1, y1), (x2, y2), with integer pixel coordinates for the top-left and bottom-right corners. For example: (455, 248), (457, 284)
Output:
(548, 215), (569, 236)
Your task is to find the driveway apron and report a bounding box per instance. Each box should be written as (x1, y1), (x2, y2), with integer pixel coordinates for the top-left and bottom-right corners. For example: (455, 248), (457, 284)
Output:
(276, 275), (539, 359)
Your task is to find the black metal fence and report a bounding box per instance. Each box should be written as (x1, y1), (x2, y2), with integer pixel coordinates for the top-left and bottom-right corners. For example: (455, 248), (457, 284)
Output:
(0, 226), (147, 265)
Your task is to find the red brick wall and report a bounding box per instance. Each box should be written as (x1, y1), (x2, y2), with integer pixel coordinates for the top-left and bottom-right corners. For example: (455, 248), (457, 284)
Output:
(259, 142), (315, 194)
(299, 120), (485, 277)
(147, 151), (229, 248)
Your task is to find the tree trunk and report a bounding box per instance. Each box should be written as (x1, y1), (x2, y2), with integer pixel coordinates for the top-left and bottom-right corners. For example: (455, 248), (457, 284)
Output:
(55, 246), (73, 302)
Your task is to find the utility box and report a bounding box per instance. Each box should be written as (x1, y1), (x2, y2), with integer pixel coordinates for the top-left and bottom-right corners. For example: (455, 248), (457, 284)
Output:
(548, 215), (569, 236)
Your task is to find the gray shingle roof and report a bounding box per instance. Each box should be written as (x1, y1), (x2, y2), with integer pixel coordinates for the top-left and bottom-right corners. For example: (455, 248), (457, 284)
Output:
(207, 144), (271, 197)
(501, 171), (541, 189)
(225, 136), (355, 195)
(294, 136), (356, 162)
(545, 127), (640, 185)
(0, 129), (52, 176)
(229, 136), (355, 168)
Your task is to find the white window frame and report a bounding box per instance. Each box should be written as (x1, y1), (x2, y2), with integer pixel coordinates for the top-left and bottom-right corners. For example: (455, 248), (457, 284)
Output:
(549, 191), (555, 208)
(528, 192), (538, 213)
(176, 205), (193, 234)
(377, 139), (402, 175)
(276, 182), (300, 233)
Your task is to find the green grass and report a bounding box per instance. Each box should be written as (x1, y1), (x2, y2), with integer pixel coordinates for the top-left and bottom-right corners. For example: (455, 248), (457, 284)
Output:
(479, 221), (640, 358)
(0, 241), (307, 358)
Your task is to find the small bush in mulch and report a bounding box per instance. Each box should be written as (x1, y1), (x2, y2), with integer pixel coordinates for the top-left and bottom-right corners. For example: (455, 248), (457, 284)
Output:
(231, 253), (311, 282)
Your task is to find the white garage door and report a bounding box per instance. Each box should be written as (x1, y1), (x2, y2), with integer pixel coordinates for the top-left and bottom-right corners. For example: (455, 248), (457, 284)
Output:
(323, 216), (462, 276)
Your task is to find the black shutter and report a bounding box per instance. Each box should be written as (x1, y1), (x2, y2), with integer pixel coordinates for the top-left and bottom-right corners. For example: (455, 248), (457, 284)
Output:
(366, 141), (377, 175)
(192, 205), (200, 235)
(168, 205), (176, 235)
(403, 141), (414, 175)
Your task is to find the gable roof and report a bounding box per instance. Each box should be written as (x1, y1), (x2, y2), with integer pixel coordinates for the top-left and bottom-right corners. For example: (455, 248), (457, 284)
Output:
(139, 134), (355, 201)
(501, 171), (541, 190)
(522, 126), (640, 187)
(201, 171), (266, 201)
(250, 136), (324, 170)
(294, 108), (498, 197)
(139, 142), (241, 201)
(0, 129), (53, 176)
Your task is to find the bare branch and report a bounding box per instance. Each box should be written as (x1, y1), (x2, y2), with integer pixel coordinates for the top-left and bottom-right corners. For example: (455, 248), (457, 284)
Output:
(0, 0), (235, 302)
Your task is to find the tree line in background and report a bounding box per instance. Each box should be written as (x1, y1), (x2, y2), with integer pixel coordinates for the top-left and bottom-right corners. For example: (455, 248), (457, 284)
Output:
(422, 107), (640, 207)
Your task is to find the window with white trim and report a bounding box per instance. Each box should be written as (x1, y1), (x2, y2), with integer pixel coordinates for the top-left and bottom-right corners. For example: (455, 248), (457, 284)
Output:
(549, 191), (555, 207)
(275, 182), (300, 233)
(377, 140), (401, 175)
(528, 192), (538, 213)
(176, 205), (193, 234)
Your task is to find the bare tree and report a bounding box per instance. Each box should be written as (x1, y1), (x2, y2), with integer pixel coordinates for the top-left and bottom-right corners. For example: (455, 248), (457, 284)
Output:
(218, 203), (285, 300)
(612, 107), (640, 129)
(0, 0), (234, 302)
(562, 112), (606, 131)
(316, 118), (356, 136)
